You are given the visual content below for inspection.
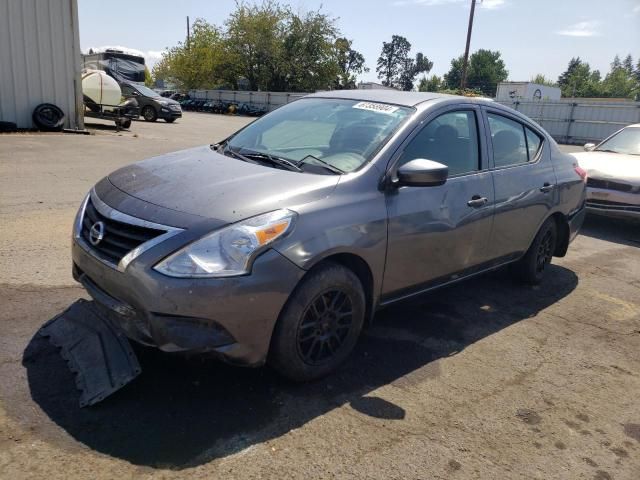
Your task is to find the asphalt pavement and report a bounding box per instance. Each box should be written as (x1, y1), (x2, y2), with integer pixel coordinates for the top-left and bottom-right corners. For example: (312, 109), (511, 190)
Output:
(1, 113), (638, 479)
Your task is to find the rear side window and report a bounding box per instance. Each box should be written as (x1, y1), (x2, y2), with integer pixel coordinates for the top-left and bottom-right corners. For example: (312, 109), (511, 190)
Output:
(525, 127), (542, 159)
(487, 114), (528, 167)
(399, 110), (480, 177)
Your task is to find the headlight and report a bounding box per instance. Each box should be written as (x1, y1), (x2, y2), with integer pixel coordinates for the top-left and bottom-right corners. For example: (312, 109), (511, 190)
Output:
(154, 209), (296, 278)
(158, 100), (169, 105)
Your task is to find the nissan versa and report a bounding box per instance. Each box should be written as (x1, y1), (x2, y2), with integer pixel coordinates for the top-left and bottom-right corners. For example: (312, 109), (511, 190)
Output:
(72, 90), (586, 381)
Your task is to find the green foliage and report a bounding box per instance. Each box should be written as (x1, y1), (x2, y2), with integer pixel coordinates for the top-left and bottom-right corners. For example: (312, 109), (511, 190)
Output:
(557, 55), (639, 99)
(376, 35), (432, 91)
(530, 74), (556, 87)
(152, 19), (226, 90)
(152, 1), (368, 92)
(144, 66), (153, 87)
(443, 50), (507, 96)
(418, 74), (442, 92)
(334, 38), (368, 89)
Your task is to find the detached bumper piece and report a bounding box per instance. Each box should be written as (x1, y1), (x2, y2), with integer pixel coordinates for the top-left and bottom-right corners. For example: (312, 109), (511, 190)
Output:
(39, 299), (141, 407)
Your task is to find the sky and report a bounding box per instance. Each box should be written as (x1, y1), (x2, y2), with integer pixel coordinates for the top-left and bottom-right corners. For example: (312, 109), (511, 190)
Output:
(78, 0), (640, 84)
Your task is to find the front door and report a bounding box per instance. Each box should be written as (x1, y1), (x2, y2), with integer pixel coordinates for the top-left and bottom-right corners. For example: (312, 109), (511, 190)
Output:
(382, 107), (495, 301)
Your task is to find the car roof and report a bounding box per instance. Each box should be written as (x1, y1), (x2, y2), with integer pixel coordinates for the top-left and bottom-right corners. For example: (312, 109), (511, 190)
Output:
(306, 89), (495, 108)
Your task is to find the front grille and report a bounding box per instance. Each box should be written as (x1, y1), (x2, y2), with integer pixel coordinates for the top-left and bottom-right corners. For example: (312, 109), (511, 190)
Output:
(587, 178), (634, 193)
(81, 198), (166, 265)
(586, 199), (640, 213)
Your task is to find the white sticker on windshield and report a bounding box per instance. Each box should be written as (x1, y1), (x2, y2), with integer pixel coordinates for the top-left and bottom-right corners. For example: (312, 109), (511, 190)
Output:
(353, 101), (399, 114)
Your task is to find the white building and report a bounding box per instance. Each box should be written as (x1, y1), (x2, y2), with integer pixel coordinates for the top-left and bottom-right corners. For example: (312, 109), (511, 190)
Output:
(0, 0), (83, 129)
(496, 82), (561, 102)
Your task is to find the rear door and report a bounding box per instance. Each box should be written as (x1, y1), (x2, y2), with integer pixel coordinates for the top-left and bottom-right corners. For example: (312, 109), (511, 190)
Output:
(482, 108), (557, 261)
(382, 105), (495, 300)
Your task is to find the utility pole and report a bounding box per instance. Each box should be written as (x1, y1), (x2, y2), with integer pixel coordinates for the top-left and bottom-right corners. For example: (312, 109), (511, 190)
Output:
(461, 0), (478, 90)
(187, 16), (191, 49)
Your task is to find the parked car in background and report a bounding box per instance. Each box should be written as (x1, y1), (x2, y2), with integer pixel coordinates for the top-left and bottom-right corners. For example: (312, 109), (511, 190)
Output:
(120, 83), (182, 123)
(71, 91), (586, 382)
(572, 124), (640, 221)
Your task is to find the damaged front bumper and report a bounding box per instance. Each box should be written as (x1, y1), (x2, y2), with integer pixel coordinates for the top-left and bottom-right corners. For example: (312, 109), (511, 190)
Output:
(72, 239), (306, 366)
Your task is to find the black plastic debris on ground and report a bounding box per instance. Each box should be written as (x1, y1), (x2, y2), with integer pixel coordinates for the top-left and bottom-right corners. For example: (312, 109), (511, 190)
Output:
(39, 299), (141, 407)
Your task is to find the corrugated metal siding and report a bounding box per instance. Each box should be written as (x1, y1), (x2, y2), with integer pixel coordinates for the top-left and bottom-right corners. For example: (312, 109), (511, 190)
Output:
(498, 99), (640, 144)
(0, 0), (82, 129)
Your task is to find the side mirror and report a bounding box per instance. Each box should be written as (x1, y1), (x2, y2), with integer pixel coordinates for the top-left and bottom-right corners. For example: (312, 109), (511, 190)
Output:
(584, 143), (596, 152)
(396, 159), (448, 187)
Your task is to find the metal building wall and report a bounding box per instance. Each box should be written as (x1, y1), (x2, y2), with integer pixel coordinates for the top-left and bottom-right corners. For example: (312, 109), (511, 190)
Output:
(0, 0), (83, 129)
(498, 99), (640, 144)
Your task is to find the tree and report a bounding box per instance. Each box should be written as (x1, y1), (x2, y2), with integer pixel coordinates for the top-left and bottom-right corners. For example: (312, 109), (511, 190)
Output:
(418, 74), (441, 92)
(376, 35), (432, 91)
(152, 19), (226, 90)
(557, 57), (599, 97)
(531, 74), (556, 87)
(400, 52), (433, 91)
(376, 35), (412, 87)
(443, 50), (507, 96)
(334, 38), (368, 89)
(223, 1), (290, 91)
(279, 9), (340, 91)
(602, 54), (637, 99)
(144, 66), (153, 87)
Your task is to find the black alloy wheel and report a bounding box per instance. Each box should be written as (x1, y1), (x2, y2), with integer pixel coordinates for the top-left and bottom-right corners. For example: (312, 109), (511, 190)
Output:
(296, 289), (354, 366)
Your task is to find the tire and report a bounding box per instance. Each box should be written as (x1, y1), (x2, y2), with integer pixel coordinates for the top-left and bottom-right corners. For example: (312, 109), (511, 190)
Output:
(165, 118), (176, 123)
(121, 119), (132, 129)
(512, 217), (557, 285)
(142, 106), (157, 122)
(269, 262), (366, 382)
(0, 121), (17, 132)
(32, 103), (65, 131)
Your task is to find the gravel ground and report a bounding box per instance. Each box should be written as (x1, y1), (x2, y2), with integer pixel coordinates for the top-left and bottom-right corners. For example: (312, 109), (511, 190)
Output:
(1, 113), (639, 479)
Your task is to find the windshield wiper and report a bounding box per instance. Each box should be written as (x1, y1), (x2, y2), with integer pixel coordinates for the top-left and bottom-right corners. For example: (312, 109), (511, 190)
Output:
(298, 155), (345, 174)
(239, 150), (302, 172)
(220, 144), (260, 165)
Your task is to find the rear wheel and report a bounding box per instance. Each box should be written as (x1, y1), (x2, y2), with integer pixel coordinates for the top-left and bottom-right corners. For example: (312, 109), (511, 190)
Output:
(512, 217), (557, 284)
(269, 262), (365, 382)
(142, 106), (157, 122)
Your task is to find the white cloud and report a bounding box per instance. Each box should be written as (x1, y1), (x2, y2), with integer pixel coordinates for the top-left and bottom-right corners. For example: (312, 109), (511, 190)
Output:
(145, 50), (164, 61)
(556, 21), (601, 37)
(480, 0), (506, 9)
(633, 4), (640, 14)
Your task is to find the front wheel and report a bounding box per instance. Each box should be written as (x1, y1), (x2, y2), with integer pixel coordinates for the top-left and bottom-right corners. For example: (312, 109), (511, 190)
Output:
(512, 217), (557, 284)
(269, 262), (365, 382)
(142, 106), (157, 122)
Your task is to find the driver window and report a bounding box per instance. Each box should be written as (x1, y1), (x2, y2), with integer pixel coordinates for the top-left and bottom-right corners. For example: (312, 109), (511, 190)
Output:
(399, 110), (480, 176)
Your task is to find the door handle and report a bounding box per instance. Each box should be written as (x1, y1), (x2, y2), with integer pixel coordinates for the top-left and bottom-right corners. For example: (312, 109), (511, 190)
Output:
(467, 195), (488, 208)
(540, 182), (554, 193)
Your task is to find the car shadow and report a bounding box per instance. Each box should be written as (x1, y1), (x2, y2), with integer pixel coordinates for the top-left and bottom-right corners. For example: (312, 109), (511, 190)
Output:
(23, 265), (577, 469)
(579, 215), (640, 248)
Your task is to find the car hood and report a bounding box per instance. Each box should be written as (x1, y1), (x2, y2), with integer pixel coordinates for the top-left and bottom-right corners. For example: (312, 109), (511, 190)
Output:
(572, 151), (640, 186)
(107, 145), (340, 225)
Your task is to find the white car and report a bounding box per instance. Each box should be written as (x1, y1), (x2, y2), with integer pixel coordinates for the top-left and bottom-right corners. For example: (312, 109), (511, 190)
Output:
(572, 124), (640, 220)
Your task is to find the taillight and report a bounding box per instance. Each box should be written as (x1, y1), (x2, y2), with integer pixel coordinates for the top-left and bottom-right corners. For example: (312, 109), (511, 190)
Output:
(574, 165), (587, 182)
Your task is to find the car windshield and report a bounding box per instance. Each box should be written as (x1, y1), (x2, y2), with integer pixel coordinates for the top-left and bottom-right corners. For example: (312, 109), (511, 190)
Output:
(596, 127), (640, 156)
(227, 98), (413, 173)
(135, 85), (161, 98)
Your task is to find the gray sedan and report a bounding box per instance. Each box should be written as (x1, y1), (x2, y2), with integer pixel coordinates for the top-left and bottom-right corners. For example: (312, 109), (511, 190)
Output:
(72, 90), (586, 381)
